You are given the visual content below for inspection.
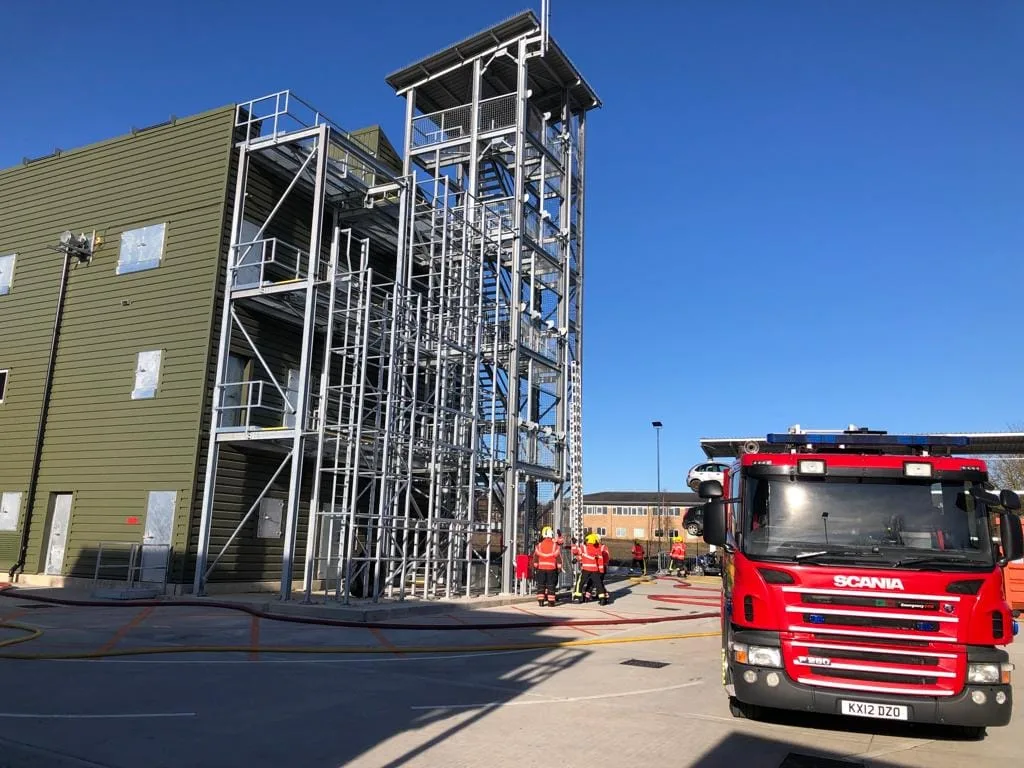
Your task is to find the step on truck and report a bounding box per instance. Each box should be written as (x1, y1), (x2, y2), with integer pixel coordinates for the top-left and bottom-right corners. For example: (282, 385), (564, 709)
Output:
(697, 426), (1024, 738)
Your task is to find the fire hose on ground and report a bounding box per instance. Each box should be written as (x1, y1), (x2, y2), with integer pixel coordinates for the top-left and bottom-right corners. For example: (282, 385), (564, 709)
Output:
(0, 584), (721, 660)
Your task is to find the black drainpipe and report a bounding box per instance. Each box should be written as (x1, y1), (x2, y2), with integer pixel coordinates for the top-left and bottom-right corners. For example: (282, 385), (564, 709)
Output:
(9, 251), (73, 580)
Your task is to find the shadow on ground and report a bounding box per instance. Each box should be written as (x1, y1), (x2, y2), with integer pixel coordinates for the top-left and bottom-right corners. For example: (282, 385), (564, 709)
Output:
(694, 731), (955, 768)
(0, 580), (658, 768)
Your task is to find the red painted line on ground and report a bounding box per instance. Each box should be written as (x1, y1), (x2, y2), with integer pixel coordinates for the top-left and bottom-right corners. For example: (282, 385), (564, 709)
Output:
(248, 616), (260, 661)
(0, 608), (30, 623)
(515, 604), (598, 635)
(369, 626), (398, 653)
(98, 606), (155, 653)
(597, 609), (627, 620)
(647, 594), (723, 608)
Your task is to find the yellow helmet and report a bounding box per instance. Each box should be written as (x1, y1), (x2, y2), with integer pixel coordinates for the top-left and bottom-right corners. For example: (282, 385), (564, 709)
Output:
(541, 526), (554, 539)
(585, 533), (599, 545)
(673, 536), (683, 542)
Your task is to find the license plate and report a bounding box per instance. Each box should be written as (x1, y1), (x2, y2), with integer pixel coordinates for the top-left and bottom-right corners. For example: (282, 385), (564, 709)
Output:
(840, 700), (908, 721)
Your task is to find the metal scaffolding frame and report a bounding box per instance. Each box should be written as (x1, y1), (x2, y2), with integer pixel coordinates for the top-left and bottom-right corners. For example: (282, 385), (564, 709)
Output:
(387, 10), (599, 593)
(192, 11), (598, 601)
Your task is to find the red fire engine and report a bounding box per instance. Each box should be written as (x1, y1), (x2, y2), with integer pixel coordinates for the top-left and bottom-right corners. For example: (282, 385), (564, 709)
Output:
(698, 426), (1024, 738)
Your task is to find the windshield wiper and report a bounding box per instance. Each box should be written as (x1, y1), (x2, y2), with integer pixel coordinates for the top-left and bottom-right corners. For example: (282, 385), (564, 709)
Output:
(891, 554), (980, 569)
(793, 549), (874, 562)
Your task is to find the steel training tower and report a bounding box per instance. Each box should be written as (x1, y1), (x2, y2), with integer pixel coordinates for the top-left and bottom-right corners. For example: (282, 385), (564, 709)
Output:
(192, 10), (599, 601)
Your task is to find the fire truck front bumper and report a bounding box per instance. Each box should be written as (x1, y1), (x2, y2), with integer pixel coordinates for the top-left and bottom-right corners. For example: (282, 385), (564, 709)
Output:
(731, 663), (1013, 728)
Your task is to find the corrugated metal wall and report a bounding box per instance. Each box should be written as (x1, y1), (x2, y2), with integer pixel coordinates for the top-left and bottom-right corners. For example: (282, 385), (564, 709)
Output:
(0, 107), (236, 577)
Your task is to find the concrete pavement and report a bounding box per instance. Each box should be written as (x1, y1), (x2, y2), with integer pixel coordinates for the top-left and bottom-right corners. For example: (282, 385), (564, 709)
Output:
(0, 576), (1019, 768)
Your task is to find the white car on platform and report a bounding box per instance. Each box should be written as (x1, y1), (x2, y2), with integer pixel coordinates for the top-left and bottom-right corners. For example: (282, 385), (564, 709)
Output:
(686, 462), (729, 492)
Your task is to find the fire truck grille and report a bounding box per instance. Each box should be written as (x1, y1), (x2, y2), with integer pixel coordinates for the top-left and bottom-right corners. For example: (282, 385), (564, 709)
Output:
(809, 633), (930, 647)
(784, 588), (961, 695)
(815, 667), (940, 687)
(801, 594), (940, 611)
(800, 613), (942, 632)
(803, 646), (940, 667)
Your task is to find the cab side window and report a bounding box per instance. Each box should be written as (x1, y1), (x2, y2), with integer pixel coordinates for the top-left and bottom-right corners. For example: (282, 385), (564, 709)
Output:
(729, 466), (743, 545)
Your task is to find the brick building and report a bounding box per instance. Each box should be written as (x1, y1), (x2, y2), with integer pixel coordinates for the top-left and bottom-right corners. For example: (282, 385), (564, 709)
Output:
(581, 491), (703, 555)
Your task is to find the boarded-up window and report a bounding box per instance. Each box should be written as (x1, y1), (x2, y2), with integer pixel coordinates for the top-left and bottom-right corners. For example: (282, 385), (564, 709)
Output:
(0, 254), (15, 295)
(132, 350), (162, 399)
(117, 223), (166, 275)
(258, 498), (284, 539)
(0, 492), (22, 532)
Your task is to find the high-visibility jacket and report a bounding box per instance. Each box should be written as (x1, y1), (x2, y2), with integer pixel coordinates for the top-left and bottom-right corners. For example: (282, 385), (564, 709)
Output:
(556, 534), (564, 547)
(570, 543), (581, 559)
(631, 544), (644, 559)
(599, 544), (610, 572)
(670, 542), (687, 559)
(580, 543), (603, 572)
(533, 539), (561, 571)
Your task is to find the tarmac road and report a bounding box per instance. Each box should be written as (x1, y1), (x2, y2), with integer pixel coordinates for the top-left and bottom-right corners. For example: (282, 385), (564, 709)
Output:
(0, 577), (1019, 768)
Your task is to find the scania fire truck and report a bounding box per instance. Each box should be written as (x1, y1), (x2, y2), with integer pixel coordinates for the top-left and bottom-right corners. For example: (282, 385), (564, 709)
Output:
(697, 426), (1024, 738)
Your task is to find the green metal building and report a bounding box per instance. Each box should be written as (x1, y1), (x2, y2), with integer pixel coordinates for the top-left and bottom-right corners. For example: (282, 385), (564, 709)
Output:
(0, 104), (401, 590)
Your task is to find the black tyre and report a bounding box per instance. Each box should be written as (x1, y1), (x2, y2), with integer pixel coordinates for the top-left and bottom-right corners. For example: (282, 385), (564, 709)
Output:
(689, 478), (701, 491)
(728, 697), (761, 720)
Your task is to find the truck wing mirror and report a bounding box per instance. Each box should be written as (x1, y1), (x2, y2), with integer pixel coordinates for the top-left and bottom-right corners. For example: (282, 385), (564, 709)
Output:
(702, 498), (727, 548)
(972, 487), (1001, 507)
(1000, 489), (1021, 511)
(998, 512), (1024, 564)
(698, 479), (724, 499)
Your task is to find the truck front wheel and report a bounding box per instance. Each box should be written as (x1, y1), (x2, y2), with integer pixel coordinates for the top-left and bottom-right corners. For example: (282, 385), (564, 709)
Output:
(728, 697), (761, 720)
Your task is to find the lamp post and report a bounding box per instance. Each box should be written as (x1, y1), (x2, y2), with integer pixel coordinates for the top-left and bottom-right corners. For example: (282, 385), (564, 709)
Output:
(652, 421), (663, 560)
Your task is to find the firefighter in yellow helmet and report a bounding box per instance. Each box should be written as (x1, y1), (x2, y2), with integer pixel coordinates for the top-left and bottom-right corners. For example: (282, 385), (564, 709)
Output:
(669, 535), (687, 577)
(532, 526), (562, 606)
(573, 532), (611, 604)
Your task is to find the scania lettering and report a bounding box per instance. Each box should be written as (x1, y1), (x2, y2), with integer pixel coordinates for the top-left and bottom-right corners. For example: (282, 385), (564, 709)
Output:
(834, 576), (905, 590)
(697, 426), (1024, 738)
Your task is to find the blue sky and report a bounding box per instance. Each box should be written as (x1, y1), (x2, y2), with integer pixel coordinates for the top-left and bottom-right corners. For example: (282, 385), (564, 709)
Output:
(3, 1), (1022, 493)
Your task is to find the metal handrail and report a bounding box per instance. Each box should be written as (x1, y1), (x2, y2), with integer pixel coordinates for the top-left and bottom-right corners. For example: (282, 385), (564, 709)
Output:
(92, 541), (171, 591)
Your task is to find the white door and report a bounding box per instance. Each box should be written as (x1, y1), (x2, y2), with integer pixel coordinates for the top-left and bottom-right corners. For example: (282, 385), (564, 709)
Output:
(44, 494), (72, 576)
(140, 491), (176, 582)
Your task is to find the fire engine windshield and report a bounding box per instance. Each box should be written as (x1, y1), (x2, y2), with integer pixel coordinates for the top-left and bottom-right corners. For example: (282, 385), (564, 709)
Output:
(742, 476), (993, 565)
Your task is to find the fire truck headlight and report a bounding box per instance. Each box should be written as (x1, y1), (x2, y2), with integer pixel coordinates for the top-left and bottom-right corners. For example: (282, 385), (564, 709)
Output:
(967, 663), (1001, 684)
(734, 642), (782, 668)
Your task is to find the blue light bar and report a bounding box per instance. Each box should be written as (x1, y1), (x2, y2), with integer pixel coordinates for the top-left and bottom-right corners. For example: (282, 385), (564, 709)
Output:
(766, 433), (970, 448)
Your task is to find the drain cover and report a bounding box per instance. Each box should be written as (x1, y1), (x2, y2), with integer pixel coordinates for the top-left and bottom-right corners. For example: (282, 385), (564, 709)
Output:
(779, 753), (865, 768)
(620, 658), (670, 669)
(654, 606), (680, 611)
